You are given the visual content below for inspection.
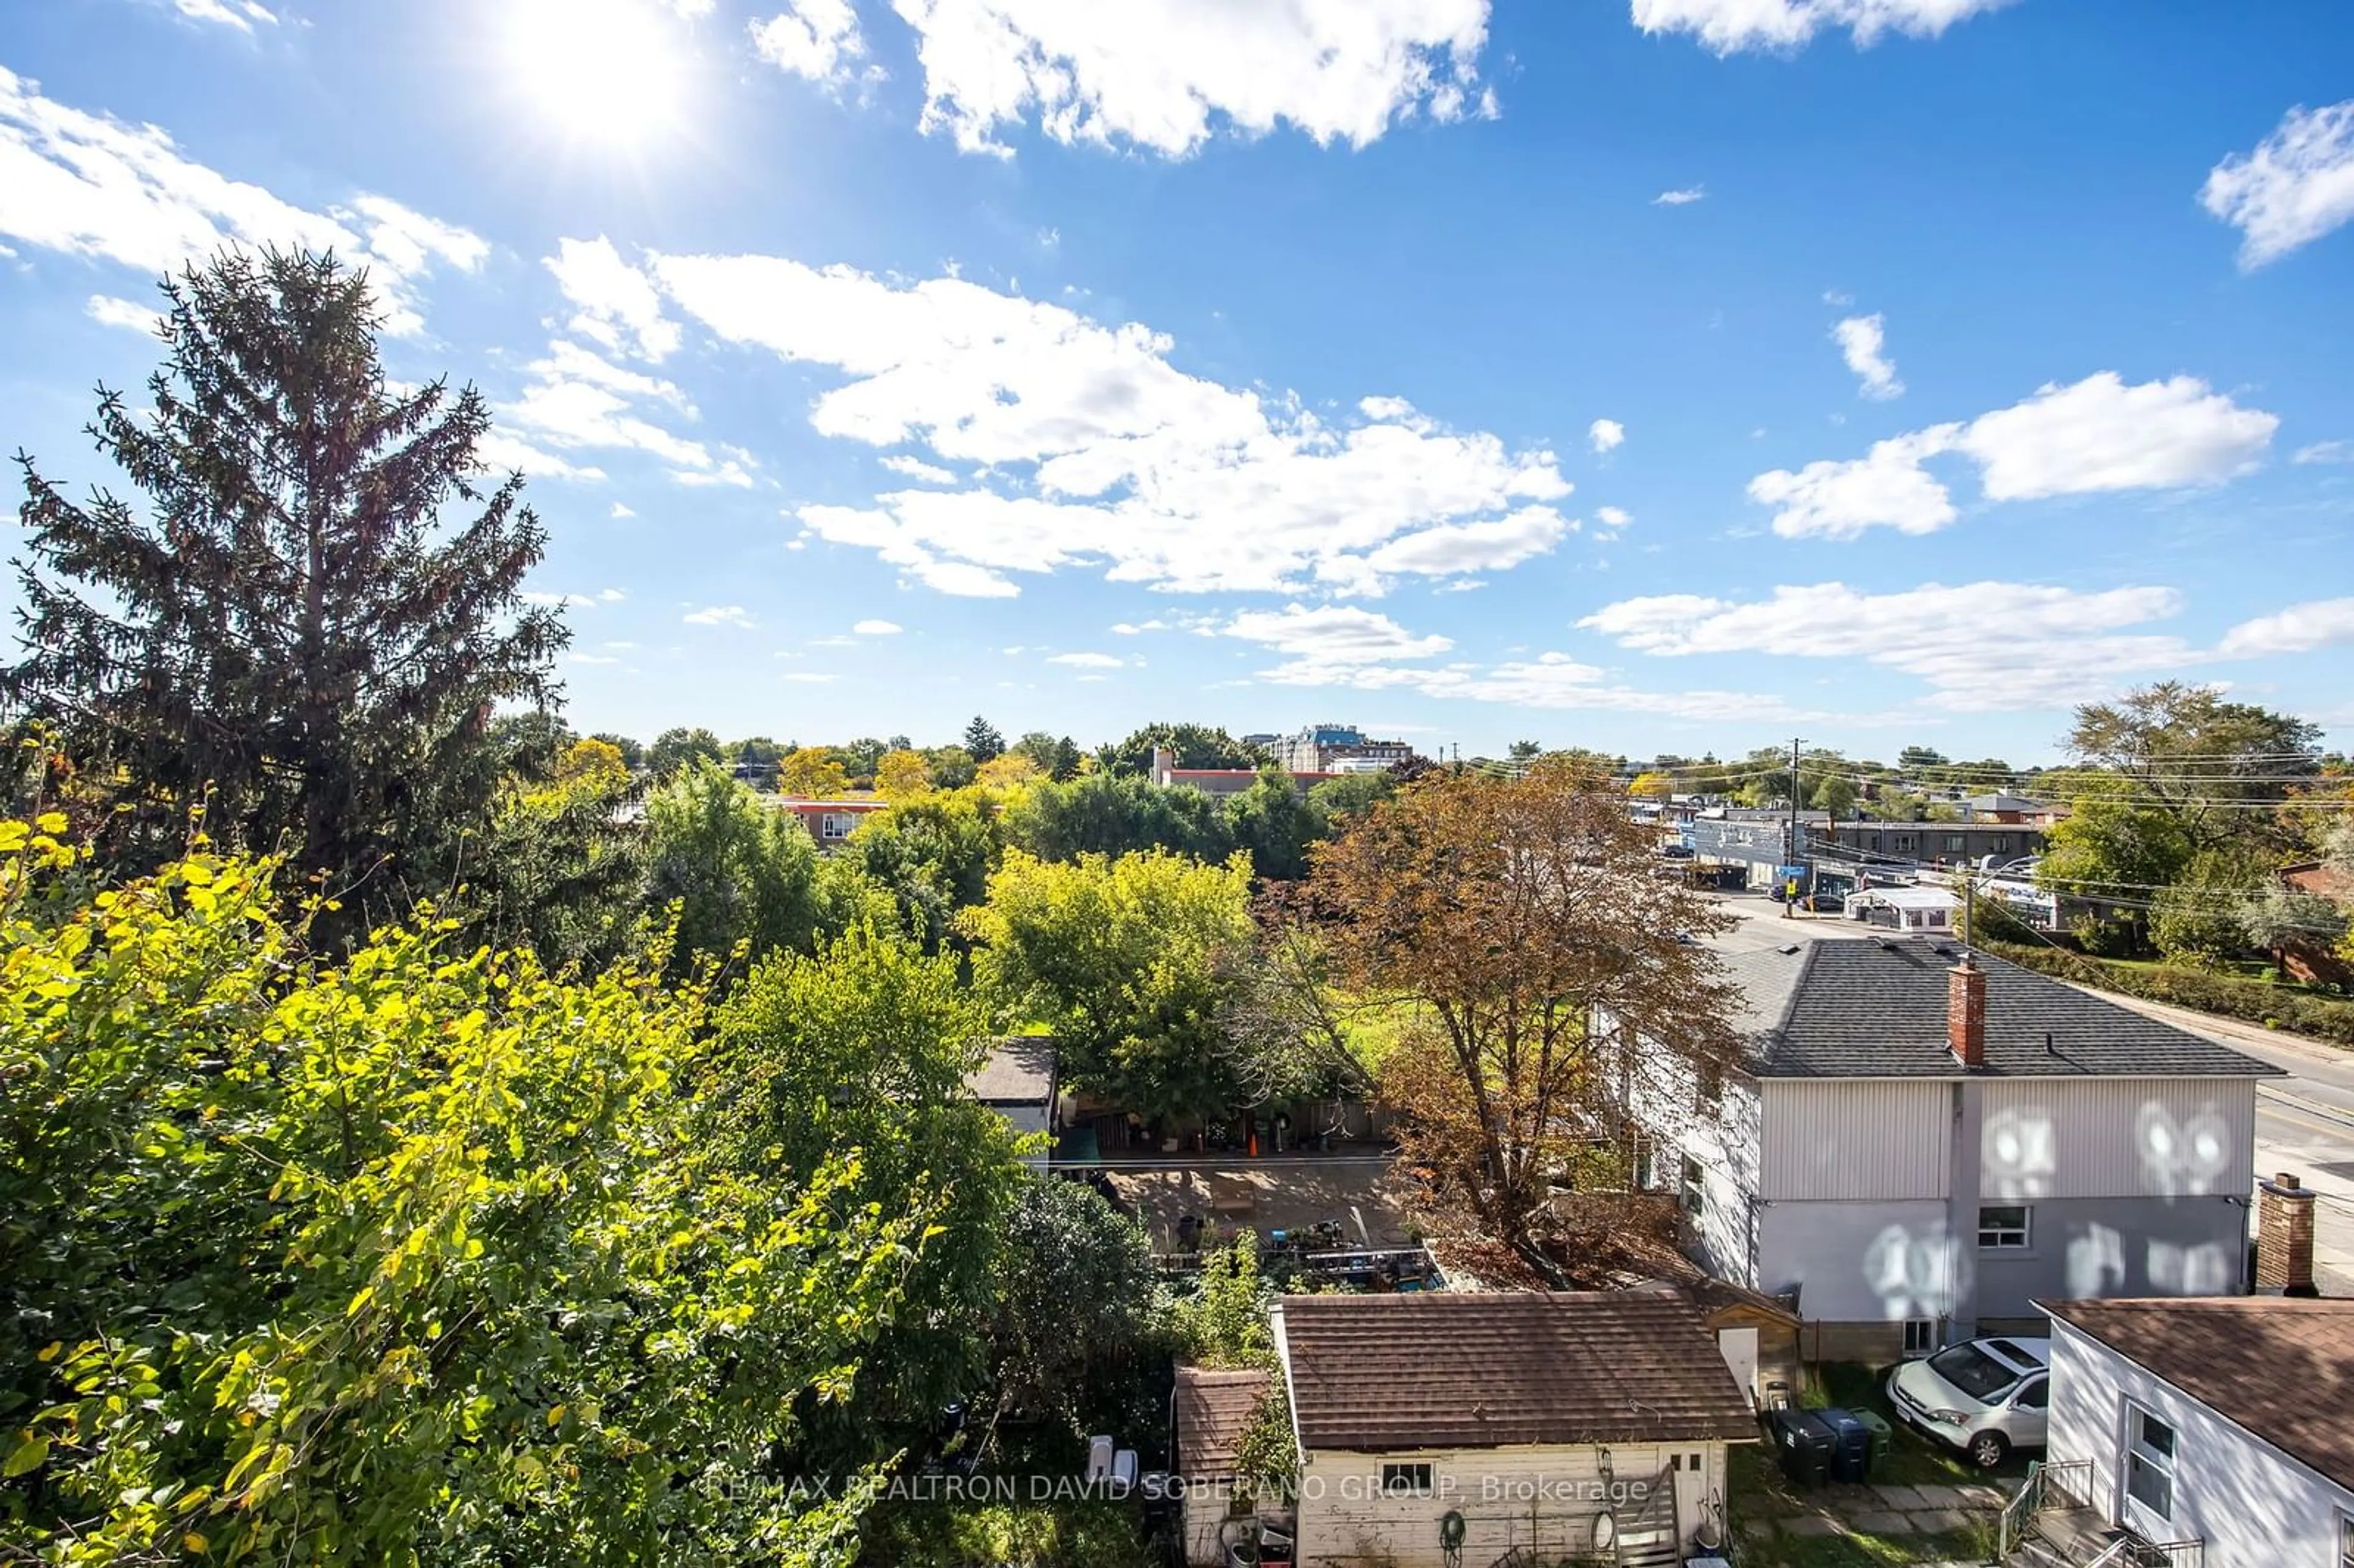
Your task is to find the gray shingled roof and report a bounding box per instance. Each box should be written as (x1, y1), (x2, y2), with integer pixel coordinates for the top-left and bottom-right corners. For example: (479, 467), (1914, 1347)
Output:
(964, 1036), (1057, 1105)
(1713, 937), (2277, 1080)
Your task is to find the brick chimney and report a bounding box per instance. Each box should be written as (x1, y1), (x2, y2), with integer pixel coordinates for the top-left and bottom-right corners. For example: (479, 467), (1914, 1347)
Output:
(2256, 1172), (2319, 1296)
(1948, 957), (1986, 1068)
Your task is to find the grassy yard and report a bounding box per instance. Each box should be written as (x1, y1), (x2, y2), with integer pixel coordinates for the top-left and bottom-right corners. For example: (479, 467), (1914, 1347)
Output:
(1734, 1523), (1993, 1568)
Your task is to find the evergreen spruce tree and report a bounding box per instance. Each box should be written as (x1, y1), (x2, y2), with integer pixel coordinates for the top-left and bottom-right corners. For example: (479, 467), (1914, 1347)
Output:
(6, 249), (565, 918)
(962, 714), (1005, 763)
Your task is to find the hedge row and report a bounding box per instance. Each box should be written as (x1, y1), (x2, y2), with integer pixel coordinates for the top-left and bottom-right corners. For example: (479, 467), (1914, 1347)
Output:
(1985, 942), (2354, 1049)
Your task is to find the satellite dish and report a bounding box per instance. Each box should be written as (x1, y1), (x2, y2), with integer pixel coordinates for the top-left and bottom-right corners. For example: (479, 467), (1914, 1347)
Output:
(1592, 1510), (1617, 1552)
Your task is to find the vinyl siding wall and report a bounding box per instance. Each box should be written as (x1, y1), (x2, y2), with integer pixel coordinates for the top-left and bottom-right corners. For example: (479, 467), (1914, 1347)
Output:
(1761, 1081), (1952, 1201)
(2044, 1317), (2354, 1568)
(1292, 1442), (1728, 1568)
(1977, 1079), (2257, 1201)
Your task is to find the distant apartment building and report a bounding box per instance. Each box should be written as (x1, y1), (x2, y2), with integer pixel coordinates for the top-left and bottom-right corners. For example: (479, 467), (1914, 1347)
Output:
(1273, 723), (1417, 775)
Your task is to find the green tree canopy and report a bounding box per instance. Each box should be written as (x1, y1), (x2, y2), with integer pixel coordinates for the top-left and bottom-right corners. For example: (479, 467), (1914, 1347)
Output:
(5, 250), (563, 923)
(704, 926), (1027, 1464)
(961, 717), (1005, 764)
(647, 725), (724, 779)
(1097, 723), (1268, 777)
(962, 849), (1259, 1122)
(0, 820), (925, 1566)
(1223, 766), (1326, 882)
(641, 759), (826, 976)
(1003, 772), (1234, 864)
(841, 788), (1005, 951)
(2067, 682), (2323, 854)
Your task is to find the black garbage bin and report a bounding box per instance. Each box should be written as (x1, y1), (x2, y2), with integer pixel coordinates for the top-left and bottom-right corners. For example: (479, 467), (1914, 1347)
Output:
(1768, 1409), (1834, 1488)
(1816, 1407), (1872, 1483)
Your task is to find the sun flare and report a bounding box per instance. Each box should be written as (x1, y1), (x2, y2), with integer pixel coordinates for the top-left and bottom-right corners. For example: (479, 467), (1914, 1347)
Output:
(501, 0), (691, 148)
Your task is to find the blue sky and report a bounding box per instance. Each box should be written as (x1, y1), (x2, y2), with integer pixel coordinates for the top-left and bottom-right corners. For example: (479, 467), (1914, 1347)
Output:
(4, 0), (2352, 764)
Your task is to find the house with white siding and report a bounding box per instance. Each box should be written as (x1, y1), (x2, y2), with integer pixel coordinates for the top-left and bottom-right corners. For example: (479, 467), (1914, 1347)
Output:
(2016, 1295), (2354, 1568)
(1621, 928), (2280, 1362)
(1271, 1292), (1754, 1568)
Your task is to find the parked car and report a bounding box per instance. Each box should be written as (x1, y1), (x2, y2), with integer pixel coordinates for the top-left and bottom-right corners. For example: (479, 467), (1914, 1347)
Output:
(1800, 892), (1846, 913)
(1886, 1336), (2051, 1467)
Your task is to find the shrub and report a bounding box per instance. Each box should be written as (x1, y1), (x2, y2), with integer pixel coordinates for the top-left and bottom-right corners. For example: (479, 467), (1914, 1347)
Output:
(1986, 942), (2354, 1047)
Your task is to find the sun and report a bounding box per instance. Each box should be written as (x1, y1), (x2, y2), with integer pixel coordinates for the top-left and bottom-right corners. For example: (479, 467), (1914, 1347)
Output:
(500, 0), (693, 148)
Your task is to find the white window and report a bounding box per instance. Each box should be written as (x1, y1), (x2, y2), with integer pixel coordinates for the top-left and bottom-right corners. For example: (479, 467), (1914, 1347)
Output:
(1680, 1157), (1706, 1221)
(2124, 1406), (2174, 1521)
(821, 812), (853, 840)
(1978, 1205), (2032, 1249)
(1379, 1463), (1433, 1496)
(2337, 1513), (2353, 1568)
(1903, 1319), (1937, 1357)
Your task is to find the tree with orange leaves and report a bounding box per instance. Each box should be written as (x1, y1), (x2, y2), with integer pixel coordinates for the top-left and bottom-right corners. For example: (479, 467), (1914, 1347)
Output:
(1306, 760), (1744, 1281)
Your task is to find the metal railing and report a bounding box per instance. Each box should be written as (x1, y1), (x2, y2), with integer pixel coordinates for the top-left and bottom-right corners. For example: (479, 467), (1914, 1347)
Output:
(1997, 1459), (2096, 1558)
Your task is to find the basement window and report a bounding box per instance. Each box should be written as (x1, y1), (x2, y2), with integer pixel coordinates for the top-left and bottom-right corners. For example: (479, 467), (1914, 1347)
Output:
(1380, 1463), (1434, 1496)
(1978, 1205), (2032, 1250)
(1903, 1319), (1937, 1357)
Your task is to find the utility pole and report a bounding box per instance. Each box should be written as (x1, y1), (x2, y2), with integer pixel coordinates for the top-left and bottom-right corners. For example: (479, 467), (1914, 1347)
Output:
(1783, 736), (1803, 919)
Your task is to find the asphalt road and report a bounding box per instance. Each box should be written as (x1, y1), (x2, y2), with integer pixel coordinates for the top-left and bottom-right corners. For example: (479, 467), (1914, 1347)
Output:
(1713, 895), (2354, 1293)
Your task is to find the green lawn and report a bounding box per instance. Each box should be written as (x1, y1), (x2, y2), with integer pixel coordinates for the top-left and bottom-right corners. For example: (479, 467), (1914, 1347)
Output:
(1734, 1524), (1993, 1568)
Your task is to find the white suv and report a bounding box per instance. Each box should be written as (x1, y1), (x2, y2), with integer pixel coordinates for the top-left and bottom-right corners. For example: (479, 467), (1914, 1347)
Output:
(1887, 1336), (2051, 1468)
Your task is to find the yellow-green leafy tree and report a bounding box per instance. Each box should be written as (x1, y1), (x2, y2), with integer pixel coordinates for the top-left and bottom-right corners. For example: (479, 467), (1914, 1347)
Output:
(0, 817), (934, 1566)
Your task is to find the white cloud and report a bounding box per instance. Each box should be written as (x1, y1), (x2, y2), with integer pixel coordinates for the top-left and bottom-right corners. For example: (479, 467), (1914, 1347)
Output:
(1631, 0), (2011, 54)
(781, 672), (839, 683)
(1048, 651), (1124, 668)
(345, 193), (490, 278)
(1358, 506), (1569, 578)
(1580, 579), (2196, 710)
(0, 67), (481, 335)
(599, 588), (627, 602)
(1960, 373), (2276, 500)
(888, 0), (1497, 159)
(853, 618), (902, 634)
(1748, 427), (1959, 539)
(1751, 372), (2277, 538)
(85, 293), (161, 334)
(684, 604), (756, 628)
(1225, 603), (1455, 668)
(647, 248), (1571, 596)
(880, 453), (958, 484)
(476, 431), (607, 482)
(1588, 417), (1626, 453)
(496, 332), (750, 488)
(1111, 619), (1168, 634)
(2294, 440), (2352, 465)
(1217, 603), (1807, 719)
(547, 235), (680, 360)
(611, 501), (638, 517)
(749, 0), (874, 86)
(1593, 504), (1631, 536)
(1652, 185), (1706, 205)
(168, 0), (277, 32)
(2216, 597), (2354, 658)
(524, 590), (609, 609)
(2201, 101), (2354, 270)
(1832, 312), (1903, 400)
